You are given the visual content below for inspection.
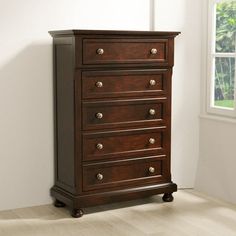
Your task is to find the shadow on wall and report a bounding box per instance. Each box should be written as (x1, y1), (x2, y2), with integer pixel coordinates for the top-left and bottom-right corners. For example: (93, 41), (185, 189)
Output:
(0, 43), (54, 211)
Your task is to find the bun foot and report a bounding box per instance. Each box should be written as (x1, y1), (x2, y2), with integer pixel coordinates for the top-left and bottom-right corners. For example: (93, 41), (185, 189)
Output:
(71, 208), (84, 218)
(54, 199), (66, 208)
(162, 193), (174, 202)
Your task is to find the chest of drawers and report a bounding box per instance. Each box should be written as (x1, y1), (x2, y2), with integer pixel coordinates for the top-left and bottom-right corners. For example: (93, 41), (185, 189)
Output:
(50, 29), (180, 218)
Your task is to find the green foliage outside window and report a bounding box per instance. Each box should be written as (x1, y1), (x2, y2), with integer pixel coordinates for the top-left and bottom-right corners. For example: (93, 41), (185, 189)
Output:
(214, 0), (236, 108)
(216, 1), (236, 53)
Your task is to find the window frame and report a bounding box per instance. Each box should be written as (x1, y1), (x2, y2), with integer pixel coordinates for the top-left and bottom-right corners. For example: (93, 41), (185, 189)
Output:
(207, 0), (236, 117)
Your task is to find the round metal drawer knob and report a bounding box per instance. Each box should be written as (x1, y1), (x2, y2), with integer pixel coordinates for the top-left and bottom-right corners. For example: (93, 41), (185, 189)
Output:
(95, 81), (103, 88)
(150, 48), (158, 55)
(95, 112), (103, 119)
(96, 48), (104, 55)
(96, 143), (103, 150)
(96, 173), (103, 180)
(149, 167), (155, 173)
(149, 109), (156, 115)
(149, 80), (156, 86)
(149, 138), (155, 144)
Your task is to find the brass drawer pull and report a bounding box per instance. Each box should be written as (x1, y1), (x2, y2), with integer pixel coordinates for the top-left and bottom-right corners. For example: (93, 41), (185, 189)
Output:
(96, 48), (104, 55)
(150, 48), (158, 55)
(149, 167), (155, 173)
(95, 81), (103, 88)
(95, 112), (103, 119)
(96, 143), (103, 150)
(149, 138), (155, 144)
(96, 173), (103, 180)
(149, 109), (156, 115)
(149, 79), (156, 86)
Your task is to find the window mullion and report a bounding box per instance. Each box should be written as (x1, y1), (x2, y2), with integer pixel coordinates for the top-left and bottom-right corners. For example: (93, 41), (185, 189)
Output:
(234, 51), (236, 113)
(213, 53), (236, 57)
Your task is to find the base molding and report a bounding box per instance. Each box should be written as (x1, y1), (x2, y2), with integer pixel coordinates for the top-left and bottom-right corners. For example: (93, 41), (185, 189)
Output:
(51, 182), (177, 214)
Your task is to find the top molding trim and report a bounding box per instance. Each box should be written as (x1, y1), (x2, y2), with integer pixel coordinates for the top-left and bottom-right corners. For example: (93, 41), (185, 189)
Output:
(49, 29), (181, 37)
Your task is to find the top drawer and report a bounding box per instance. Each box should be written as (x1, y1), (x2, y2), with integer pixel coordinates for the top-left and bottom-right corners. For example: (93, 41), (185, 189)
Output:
(82, 39), (169, 65)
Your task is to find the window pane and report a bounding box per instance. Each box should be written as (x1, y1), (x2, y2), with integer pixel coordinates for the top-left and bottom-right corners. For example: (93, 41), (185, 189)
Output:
(215, 1), (236, 53)
(214, 57), (235, 108)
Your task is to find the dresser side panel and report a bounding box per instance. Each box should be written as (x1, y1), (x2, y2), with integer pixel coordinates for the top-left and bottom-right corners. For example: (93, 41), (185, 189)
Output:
(54, 38), (75, 192)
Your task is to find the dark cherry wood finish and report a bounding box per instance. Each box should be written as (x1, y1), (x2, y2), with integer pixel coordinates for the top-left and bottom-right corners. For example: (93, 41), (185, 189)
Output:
(83, 156), (165, 191)
(82, 126), (167, 161)
(162, 193), (174, 202)
(82, 69), (168, 99)
(82, 98), (166, 130)
(50, 29), (180, 217)
(71, 208), (84, 218)
(83, 39), (168, 65)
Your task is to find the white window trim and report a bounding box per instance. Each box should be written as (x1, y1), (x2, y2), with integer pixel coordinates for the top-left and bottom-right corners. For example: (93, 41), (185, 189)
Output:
(207, 0), (236, 118)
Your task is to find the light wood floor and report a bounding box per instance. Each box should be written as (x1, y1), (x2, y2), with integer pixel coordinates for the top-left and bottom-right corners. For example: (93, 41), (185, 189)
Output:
(0, 190), (236, 236)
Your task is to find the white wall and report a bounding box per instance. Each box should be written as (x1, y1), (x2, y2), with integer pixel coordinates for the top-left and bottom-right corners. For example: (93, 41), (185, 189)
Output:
(195, 118), (236, 204)
(195, 0), (236, 204)
(0, 0), (150, 211)
(155, 0), (202, 188)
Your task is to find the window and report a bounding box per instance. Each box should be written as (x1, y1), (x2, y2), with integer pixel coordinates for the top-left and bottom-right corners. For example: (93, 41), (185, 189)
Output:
(207, 0), (236, 117)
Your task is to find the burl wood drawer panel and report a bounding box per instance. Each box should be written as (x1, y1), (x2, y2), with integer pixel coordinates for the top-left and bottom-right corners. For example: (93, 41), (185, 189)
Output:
(83, 127), (167, 162)
(82, 39), (168, 65)
(83, 157), (165, 191)
(82, 98), (167, 130)
(82, 69), (169, 99)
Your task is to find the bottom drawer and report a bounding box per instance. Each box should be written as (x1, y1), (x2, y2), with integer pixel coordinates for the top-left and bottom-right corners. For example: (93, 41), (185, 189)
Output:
(83, 156), (166, 191)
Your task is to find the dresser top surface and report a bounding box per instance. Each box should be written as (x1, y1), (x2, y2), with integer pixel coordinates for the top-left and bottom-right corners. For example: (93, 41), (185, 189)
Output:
(49, 29), (180, 37)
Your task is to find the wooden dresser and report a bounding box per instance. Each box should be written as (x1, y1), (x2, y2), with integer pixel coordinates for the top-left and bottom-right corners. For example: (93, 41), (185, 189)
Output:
(49, 29), (180, 218)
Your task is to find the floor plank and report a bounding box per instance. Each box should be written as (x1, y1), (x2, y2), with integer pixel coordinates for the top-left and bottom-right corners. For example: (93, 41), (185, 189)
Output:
(0, 190), (236, 236)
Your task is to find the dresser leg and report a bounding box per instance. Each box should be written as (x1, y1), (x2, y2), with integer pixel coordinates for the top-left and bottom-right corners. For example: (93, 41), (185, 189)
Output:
(162, 193), (174, 202)
(71, 208), (84, 218)
(54, 199), (66, 208)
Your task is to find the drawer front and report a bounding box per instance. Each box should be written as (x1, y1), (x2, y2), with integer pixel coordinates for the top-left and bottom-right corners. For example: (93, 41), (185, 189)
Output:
(83, 157), (165, 191)
(82, 69), (168, 99)
(83, 39), (168, 65)
(83, 127), (167, 161)
(82, 98), (167, 130)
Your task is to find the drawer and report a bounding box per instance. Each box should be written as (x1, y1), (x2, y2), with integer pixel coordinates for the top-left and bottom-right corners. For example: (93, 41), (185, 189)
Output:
(82, 98), (167, 130)
(82, 39), (169, 65)
(83, 157), (165, 191)
(83, 127), (168, 161)
(82, 69), (169, 99)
